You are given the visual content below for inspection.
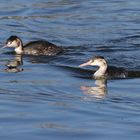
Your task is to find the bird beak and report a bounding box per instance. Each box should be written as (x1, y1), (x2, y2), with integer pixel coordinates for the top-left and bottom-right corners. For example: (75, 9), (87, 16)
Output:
(2, 45), (8, 49)
(79, 60), (92, 67)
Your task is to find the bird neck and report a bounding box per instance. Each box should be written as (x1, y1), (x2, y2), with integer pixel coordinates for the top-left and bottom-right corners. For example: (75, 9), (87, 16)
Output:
(15, 39), (24, 54)
(94, 64), (107, 79)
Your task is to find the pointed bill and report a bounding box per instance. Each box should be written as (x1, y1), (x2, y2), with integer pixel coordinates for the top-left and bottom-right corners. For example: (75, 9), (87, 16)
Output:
(79, 60), (92, 67)
(1, 45), (8, 49)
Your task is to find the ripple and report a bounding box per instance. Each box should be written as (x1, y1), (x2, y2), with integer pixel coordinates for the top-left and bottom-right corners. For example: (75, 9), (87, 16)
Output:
(0, 0), (140, 140)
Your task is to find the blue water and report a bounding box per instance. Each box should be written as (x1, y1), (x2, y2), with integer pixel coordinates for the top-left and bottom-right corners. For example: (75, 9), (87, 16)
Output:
(0, 0), (140, 140)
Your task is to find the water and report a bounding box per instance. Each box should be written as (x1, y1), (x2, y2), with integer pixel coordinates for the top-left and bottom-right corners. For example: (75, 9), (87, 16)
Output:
(0, 0), (140, 139)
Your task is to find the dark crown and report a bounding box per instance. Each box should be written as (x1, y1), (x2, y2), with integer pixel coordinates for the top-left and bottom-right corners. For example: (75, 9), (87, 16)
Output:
(6, 35), (19, 43)
(92, 56), (105, 61)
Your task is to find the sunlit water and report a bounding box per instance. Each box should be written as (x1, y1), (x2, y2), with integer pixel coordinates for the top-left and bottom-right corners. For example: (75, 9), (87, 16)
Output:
(0, 0), (140, 140)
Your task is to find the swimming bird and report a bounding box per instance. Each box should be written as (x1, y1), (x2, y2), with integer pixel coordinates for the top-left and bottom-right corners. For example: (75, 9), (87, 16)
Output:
(4, 36), (63, 56)
(79, 56), (128, 79)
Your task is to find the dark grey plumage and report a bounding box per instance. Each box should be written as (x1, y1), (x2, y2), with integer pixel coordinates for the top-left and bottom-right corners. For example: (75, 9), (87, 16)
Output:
(24, 40), (62, 56)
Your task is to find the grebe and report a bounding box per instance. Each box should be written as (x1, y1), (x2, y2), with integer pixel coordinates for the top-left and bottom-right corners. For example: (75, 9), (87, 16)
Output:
(4, 36), (63, 56)
(79, 56), (128, 79)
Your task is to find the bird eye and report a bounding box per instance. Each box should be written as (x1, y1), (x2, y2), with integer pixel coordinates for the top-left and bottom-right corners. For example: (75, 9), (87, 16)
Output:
(7, 41), (12, 45)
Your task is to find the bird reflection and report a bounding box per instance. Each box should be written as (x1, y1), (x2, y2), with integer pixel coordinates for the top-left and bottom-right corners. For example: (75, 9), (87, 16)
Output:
(5, 55), (23, 73)
(81, 79), (107, 99)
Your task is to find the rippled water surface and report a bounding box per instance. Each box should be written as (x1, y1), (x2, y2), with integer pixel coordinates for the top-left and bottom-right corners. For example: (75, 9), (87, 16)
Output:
(0, 0), (140, 140)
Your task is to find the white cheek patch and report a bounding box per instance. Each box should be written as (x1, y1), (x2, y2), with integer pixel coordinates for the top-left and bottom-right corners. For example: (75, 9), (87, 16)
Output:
(7, 41), (17, 47)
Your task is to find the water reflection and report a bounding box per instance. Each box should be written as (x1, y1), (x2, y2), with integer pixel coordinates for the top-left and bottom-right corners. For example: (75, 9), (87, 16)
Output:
(81, 79), (107, 99)
(5, 54), (23, 73)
